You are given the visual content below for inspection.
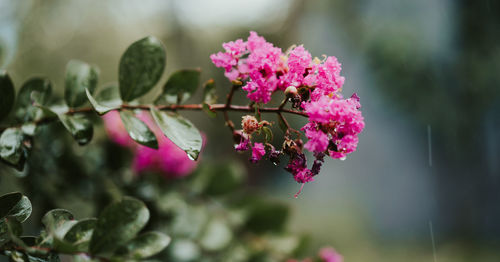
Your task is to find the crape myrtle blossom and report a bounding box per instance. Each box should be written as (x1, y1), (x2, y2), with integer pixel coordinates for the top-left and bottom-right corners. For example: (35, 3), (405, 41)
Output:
(102, 111), (199, 178)
(211, 31), (364, 189)
(287, 246), (343, 262)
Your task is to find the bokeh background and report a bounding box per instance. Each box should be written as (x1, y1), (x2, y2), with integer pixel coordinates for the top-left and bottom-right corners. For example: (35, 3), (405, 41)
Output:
(1, 0), (500, 261)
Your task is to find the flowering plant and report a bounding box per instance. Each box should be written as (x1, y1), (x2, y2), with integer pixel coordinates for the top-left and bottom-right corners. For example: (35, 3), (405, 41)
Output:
(0, 32), (363, 261)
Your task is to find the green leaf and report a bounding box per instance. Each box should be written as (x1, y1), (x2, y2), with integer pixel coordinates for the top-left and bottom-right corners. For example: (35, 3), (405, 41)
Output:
(202, 79), (217, 105)
(89, 197), (150, 256)
(42, 209), (76, 239)
(119, 36), (166, 102)
(119, 111), (158, 149)
(150, 107), (202, 160)
(114, 231), (170, 259)
(85, 84), (122, 115)
(0, 70), (15, 121)
(52, 218), (97, 253)
(58, 114), (94, 145)
(0, 128), (27, 170)
(62, 218), (97, 252)
(15, 77), (52, 121)
(21, 123), (37, 136)
(202, 103), (216, 118)
(201, 79), (217, 118)
(0, 193), (32, 223)
(262, 127), (273, 143)
(64, 60), (99, 107)
(0, 218), (23, 247)
(155, 69), (200, 105)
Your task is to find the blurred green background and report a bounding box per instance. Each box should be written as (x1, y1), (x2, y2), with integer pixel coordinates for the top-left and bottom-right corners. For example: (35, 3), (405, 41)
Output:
(1, 0), (500, 261)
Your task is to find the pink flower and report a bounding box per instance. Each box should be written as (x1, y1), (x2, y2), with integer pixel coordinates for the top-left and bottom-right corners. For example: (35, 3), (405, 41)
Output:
(102, 111), (199, 178)
(250, 142), (266, 163)
(314, 56), (345, 98)
(282, 45), (312, 88)
(303, 123), (329, 153)
(319, 247), (343, 262)
(211, 31), (284, 104)
(235, 136), (250, 151)
(294, 167), (314, 183)
(222, 39), (247, 55)
(302, 94), (364, 160)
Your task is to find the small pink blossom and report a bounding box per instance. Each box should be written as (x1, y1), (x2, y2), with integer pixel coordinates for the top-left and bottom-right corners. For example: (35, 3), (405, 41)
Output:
(319, 247), (343, 262)
(303, 124), (329, 153)
(235, 137), (250, 151)
(294, 167), (314, 183)
(250, 142), (266, 163)
(282, 45), (312, 88)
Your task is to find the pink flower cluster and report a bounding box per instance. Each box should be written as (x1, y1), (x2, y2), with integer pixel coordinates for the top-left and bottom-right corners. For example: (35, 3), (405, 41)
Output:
(287, 246), (343, 262)
(102, 111), (198, 178)
(212, 32), (364, 185)
(210, 31), (284, 103)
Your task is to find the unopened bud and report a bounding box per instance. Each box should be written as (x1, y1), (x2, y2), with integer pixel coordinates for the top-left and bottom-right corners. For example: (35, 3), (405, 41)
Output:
(241, 115), (259, 134)
(285, 86), (298, 96)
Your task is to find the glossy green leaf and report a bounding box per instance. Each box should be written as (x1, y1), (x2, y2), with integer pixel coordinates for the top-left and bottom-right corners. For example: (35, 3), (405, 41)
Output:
(202, 79), (217, 104)
(0, 193), (32, 223)
(89, 197), (150, 256)
(63, 218), (96, 243)
(0, 219), (23, 247)
(62, 218), (97, 251)
(119, 36), (166, 101)
(85, 84), (122, 115)
(119, 111), (158, 149)
(150, 107), (202, 160)
(156, 69), (200, 104)
(114, 231), (170, 259)
(0, 128), (27, 170)
(15, 77), (52, 121)
(58, 114), (94, 145)
(64, 60), (99, 107)
(0, 70), (15, 121)
(42, 209), (76, 239)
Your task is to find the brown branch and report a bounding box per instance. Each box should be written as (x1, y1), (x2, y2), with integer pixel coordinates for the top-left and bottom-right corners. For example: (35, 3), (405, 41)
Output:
(0, 102), (307, 132)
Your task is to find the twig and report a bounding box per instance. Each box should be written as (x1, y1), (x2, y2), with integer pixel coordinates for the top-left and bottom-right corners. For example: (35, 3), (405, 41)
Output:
(0, 103), (307, 132)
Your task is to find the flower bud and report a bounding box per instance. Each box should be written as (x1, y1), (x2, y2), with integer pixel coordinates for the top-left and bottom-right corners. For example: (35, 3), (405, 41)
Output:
(285, 86), (298, 96)
(241, 115), (259, 134)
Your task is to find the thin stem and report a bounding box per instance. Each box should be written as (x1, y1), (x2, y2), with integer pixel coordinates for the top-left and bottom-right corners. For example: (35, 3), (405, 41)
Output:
(223, 84), (238, 132)
(277, 112), (301, 137)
